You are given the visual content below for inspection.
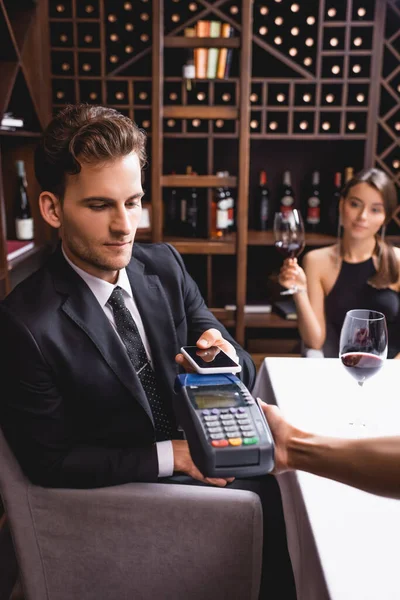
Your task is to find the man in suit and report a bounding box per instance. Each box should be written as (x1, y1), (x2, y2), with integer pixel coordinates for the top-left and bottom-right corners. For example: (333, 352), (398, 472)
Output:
(0, 104), (296, 598)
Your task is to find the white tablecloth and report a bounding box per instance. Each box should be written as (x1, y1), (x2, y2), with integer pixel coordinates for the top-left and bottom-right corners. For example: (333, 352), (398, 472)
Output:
(253, 357), (400, 600)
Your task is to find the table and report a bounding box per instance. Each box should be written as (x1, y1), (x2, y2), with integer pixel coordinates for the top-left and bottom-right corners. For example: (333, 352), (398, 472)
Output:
(253, 357), (400, 600)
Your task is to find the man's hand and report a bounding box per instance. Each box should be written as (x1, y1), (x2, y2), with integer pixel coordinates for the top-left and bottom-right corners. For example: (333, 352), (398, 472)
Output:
(175, 328), (238, 371)
(172, 440), (234, 487)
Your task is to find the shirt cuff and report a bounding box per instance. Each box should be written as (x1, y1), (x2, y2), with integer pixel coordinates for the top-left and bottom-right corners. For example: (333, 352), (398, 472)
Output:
(156, 440), (174, 478)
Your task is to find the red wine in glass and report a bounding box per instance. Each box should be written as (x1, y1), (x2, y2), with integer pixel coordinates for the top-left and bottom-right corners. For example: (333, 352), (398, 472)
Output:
(339, 309), (387, 428)
(273, 209), (305, 295)
(341, 352), (384, 384)
(275, 240), (304, 259)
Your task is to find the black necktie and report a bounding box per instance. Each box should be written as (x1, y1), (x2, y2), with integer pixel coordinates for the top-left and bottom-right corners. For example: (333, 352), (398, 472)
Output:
(108, 286), (176, 441)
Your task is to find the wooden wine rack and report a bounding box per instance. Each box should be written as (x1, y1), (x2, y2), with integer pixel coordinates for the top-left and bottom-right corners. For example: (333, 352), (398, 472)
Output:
(44, 0), (400, 351)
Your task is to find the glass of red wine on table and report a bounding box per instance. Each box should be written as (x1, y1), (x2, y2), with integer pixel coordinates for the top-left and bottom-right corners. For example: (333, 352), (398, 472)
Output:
(339, 309), (388, 428)
(273, 209), (305, 295)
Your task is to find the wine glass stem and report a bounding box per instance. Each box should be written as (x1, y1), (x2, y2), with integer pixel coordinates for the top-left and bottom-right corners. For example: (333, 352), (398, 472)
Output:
(349, 384), (366, 429)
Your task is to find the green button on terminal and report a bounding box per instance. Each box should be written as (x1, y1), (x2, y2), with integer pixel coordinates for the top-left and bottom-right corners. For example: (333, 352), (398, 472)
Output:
(243, 436), (259, 445)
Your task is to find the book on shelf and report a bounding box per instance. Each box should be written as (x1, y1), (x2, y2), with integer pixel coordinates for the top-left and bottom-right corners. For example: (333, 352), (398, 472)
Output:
(224, 304), (272, 314)
(195, 20), (209, 78)
(217, 23), (234, 79)
(224, 28), (234, 78)
(273, 299), (297, 320)
(6, 240), (35, 261)
(206, 21), (221, 79)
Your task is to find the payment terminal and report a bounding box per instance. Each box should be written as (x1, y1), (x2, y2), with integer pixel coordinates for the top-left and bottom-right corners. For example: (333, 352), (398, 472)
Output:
(174, 373), (275, 478)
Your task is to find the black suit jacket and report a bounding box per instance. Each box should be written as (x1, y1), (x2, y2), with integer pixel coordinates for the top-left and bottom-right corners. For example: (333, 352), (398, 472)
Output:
(0, 243), (255, 488)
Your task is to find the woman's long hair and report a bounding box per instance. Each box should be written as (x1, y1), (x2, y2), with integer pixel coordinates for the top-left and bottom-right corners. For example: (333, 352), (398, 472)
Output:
(339, 168), (399, 289)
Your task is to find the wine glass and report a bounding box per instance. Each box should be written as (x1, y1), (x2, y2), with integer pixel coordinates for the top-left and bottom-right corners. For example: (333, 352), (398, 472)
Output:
(273, 209), (305, 295)
(339, 309), (387, 427)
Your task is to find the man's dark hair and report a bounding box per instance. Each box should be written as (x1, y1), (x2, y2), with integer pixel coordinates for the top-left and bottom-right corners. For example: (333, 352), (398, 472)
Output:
(34, 104), (147, 199)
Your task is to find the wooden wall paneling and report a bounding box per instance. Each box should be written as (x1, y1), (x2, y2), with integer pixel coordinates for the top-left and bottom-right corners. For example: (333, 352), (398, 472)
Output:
(151, 0), (163, 243)
(235, 0), (252, 346)
(0, 0), (52, 297)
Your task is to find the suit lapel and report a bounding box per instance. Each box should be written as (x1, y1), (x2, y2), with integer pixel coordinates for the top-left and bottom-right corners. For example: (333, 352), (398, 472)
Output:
(49, 249), (154, 424)
(126, 257), (180, 395)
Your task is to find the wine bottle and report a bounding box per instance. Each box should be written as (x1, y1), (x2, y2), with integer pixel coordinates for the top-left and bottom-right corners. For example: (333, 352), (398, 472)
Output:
(182, 28), (195, 91)
(14, 161), (34, 241)
(165, 173), (178, 235)
(223, 171), (235, 232)
(279, 171), (295, 218)
(255, 170), (269, 231)
(211, 172), (229, 238)
(327, 171), (342, 236)
(186, 184), (199, 237)
(305, 170), (321, 232)
(180, 166), (198, 237)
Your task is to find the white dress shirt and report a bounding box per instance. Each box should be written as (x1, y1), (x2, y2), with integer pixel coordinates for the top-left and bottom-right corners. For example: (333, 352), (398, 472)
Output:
(62, 247), (174, 477)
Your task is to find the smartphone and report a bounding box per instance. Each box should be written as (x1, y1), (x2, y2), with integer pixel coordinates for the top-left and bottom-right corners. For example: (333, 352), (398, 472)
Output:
(180, 345), (242, 374)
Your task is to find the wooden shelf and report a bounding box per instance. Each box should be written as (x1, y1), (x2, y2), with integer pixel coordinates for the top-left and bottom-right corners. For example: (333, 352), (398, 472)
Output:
(164, 37), (240, 49)
(165, 236), (236, 255)
(7, 244), (45, 271)
(245, 313), (298, 329)
(0, 128), (42, 138)
(163, 106), (238, 120)
(247, 231), (337, 246)
(210, 308), (236, 327)
(387, 236), (400, 246)
(162, 175), (237, 187)
(135, 231), (152, 242)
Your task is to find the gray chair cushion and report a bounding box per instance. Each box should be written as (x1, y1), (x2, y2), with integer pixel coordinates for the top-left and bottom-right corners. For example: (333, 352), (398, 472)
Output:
(0, 428), (263, 600)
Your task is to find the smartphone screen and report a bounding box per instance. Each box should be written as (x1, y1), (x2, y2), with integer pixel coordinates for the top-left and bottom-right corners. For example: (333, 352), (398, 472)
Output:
(181, 346), (239, 370)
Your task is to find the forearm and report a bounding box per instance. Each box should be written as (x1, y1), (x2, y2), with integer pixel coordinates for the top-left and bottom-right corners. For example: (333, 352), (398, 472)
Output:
(288, 432), (400, 499)
(294, 291), (324, 349)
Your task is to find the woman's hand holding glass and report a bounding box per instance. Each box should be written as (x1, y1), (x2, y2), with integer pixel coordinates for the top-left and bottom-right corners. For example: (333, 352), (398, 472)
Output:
(278, 258), (307, 294)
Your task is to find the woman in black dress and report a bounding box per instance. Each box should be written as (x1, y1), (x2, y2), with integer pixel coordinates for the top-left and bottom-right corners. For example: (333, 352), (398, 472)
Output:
(279, 168), (400, 357)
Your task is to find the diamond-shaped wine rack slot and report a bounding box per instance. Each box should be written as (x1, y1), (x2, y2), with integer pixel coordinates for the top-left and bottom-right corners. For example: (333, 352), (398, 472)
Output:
(385, 68), (400, 102)
(164, 1), (203, 35)
(252, 0), (319, 77)
(105, 0), (152, 75)
(377, 123), (396, 155)
(108, 0), (241, 77)
(379, 146), (400, 183)
(374, 0), (400, 178)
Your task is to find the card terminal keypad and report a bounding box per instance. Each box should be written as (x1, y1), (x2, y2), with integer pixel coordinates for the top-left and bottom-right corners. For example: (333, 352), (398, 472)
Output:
(199, 391), (259, 448)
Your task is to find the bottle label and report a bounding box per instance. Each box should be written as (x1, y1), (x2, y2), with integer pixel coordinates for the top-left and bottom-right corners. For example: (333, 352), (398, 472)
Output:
(137, 207), (150, 229)
(307, 196), (320, 224)
(183, 64), (195, 79)
(260, 200), (268, 222)
(217, 209), (229, 229)
(15, 218), (33, 240)
(180, 199), (187, 222)
(281, 195), (294, 207)
(187, 205), (198, 223)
